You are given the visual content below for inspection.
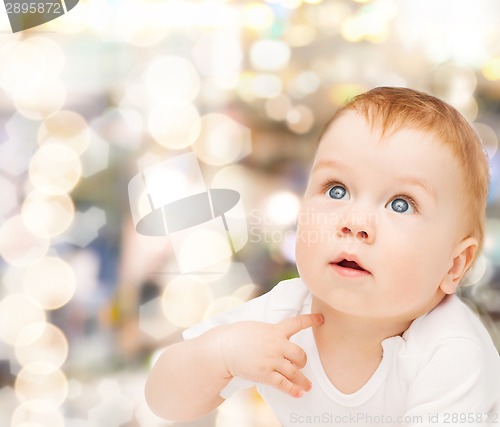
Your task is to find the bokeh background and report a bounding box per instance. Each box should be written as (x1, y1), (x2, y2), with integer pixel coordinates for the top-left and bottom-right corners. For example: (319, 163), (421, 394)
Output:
(1, 0), (500, 426)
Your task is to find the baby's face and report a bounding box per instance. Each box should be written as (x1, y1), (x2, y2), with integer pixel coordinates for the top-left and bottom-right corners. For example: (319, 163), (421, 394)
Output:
(295, 111), (470, 321)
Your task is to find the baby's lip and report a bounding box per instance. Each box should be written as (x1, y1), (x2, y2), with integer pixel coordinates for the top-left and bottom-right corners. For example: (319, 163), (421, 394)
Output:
(330, 254), (370, 274)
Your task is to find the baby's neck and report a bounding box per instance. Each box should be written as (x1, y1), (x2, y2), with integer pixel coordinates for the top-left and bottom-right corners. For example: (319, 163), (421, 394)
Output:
(311, 296), (412, 355)
(310, 296), (413, 394)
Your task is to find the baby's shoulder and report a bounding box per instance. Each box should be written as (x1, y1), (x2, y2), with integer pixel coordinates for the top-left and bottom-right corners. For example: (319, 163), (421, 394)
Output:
(403, 294), (498, 358)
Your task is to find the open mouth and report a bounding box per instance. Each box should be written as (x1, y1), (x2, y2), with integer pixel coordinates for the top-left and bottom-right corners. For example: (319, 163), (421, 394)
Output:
(336, 259), (366, 272)
(330, 256), (371, 277)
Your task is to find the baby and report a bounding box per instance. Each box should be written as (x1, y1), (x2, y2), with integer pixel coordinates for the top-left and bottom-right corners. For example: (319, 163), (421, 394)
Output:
(145, 87), (500, 426)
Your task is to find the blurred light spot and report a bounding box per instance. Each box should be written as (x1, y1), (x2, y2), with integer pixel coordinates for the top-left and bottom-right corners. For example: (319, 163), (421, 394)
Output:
(482, 57), (500, 81)
(286, 105), (315, 134)
(0, 138), (33, 177)
(0, 215), (49, 267)
(274, 0), (302, 9)
(191, 258), (233, 284)
(236, 72), (257, 102)
(2, 265), (26, 295)
(91, 107), (144, 151)
(15, 322), (68, 369)
(232, 284), (261, 301)
(79, 131), (110, 178)
(242, 3), (275, 31)
(66, 379), (83, 401)
(23, 257), (76, 310)
(38, 111), (90, 156)
(314, 2), (350, 34)
(139, 297), (179, 340)
(135, 397), (170, 427)
(112, 2), (167, 46)
(61, 207), (106, 248)
(0, 387), (17, 427)
(88, 379), (135, 427)
(250, 73), (283, 99)
(341, 4), (391, 43)
(210, 165), (252, 194)
(192, 33), (243, 85)
(29, 144), (81, 195)
(15, 364), (68, 412)
(265, 95), (293, 121)
(176, 229), (232, 274)
(97, 379), (123, 399)
(373, 73), (407, 88)
(13, 80), (66, 121)
(0, 175), (17, 219)
(21, 192), (74, 238)
(397, 0), (492, 65)
(85, 0), (112, 34)
(474, 123), (498, 159)
(0, 294), (46, 345)
(193, 113), (252, 166)
(289, 71), (321, 98)
(456, 97), (478, 123)
(431, 64), (477, 107)
(198, 78), (233, 106)
(136, 151), (164, 173)
(12, 403), (64, 427)
(145, 56), (200, 103)
(0, 37), (64, 96)
(211, 165), (253, 209)
(329, 83), (367, 107)
(161, 276), (214, 328)
(216, 388), (278, 427)
(204, 296), (243, 319)
(142, 165), (192, 206)
(250, 40), (291, 71)
(117, 82), (150, 111)
(264, 191), (301, 227)
(148, 102), (201, 149)
(1, 113), (39, 176)
(284, 24), (317, 47)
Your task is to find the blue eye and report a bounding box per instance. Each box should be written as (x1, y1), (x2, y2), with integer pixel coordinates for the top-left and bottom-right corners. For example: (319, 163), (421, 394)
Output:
(327, 185), (350, 200)
(386, 197), (415, 214)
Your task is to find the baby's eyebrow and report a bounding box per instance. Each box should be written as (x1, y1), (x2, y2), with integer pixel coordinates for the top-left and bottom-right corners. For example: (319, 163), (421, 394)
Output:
(312, 159), (351, 172)
(396, 175), (437, 201)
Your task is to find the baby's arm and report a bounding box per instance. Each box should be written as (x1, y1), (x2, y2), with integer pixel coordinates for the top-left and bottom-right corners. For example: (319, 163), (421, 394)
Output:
(145, 326), (230, 421)
(145, 313), (323, 421)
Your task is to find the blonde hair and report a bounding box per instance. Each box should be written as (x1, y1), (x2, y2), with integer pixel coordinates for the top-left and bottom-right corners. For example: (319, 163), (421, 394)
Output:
(322, 86), (490, 253)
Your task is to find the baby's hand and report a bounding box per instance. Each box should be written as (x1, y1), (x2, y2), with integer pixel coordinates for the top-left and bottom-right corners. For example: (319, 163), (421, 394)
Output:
(218, 313), (324, 398)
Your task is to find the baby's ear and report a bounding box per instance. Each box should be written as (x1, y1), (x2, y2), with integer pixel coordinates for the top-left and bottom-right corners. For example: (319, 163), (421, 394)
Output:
(440, 237), (478, 294)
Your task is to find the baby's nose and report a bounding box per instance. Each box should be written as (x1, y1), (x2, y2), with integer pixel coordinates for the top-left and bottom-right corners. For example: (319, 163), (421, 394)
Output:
(337, 223), (374, 244)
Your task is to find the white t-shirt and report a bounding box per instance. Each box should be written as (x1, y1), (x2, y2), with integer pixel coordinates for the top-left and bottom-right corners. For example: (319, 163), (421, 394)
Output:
(184, 278), (500, 427)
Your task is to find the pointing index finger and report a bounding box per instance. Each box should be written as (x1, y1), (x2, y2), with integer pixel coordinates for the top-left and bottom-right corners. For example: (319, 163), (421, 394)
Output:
(277, 313), (324, 339)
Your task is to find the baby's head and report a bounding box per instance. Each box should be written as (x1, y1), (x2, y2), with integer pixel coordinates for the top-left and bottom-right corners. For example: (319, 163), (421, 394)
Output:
(323, 87), (489, 256)
(295, 87), (489, 319)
